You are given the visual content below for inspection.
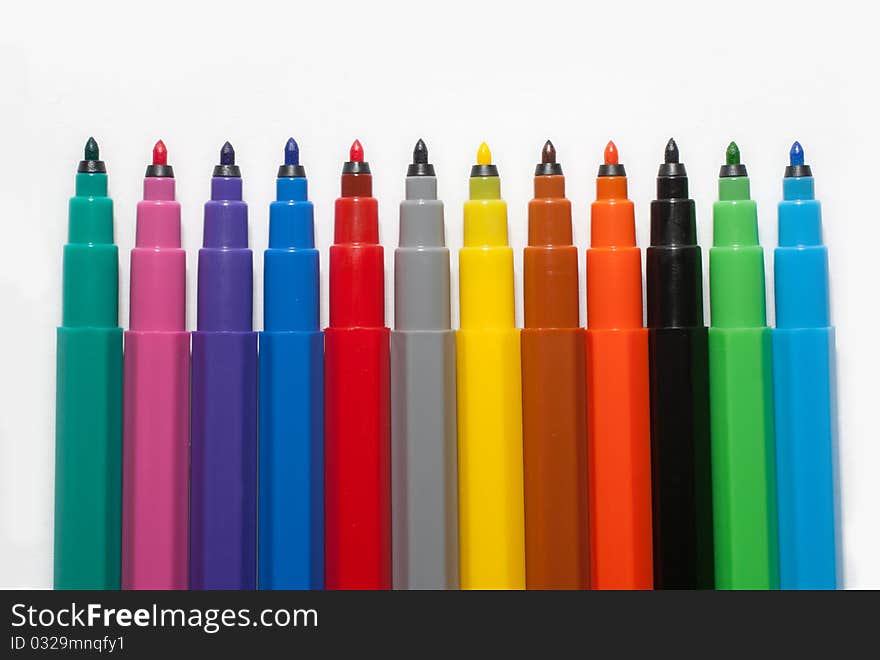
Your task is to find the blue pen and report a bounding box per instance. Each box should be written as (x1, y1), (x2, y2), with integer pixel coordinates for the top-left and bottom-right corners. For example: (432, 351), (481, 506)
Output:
(772, 141), (838, 589)
(258, 138), (324, 589)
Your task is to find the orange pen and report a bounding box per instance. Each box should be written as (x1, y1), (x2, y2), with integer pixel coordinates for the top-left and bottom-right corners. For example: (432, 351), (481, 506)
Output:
(585, 141), (653, 590)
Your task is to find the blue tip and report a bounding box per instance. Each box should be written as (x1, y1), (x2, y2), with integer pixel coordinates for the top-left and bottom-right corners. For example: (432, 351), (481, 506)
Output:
(220, 141), (235, 166)
(790, 141), (804, 167)
(284, 137), (300, 166)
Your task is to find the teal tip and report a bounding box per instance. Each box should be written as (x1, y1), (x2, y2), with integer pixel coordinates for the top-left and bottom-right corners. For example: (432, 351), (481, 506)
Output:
(84, 137), (99, 161)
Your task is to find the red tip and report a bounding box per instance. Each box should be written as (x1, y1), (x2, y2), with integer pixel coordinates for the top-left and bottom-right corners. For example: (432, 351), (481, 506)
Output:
(349, 139), (364, 162)
(604, 141), (618, 165)
(152, 140), (167, 166)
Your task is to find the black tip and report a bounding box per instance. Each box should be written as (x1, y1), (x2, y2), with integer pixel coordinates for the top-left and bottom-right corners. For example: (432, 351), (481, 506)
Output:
(413, 139), (428, 164)
(407, 139), (434, 176)
(665, 138), (679, 164)
(542, 140), (556, 164)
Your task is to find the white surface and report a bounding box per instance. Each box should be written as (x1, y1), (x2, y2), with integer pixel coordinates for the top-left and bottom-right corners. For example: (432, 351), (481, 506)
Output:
(0, 0), (877, 589)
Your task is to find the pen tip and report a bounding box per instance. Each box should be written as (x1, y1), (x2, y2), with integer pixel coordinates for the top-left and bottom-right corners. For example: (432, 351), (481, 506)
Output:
(413, 138), (428, 164)
(477, 141), (492, 165)
(604, 140), (618, 165)
(665, 138), (679, 164)
(726, 141), (740, 165)
(84, 136), (99, 161)
(542, 140), (556, 164)
(284, 137), (300, 166)
(152, 140), (167, 166)
(349, 139), (364, 162)
(789, 141), (804, 167)
(220, 141), (235, 166)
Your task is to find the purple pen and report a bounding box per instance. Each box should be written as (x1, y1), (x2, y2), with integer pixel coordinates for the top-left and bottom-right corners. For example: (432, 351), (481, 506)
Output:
(190, 141), (257, 589)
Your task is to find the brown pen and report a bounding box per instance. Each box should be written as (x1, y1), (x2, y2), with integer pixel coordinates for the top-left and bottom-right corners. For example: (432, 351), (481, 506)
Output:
(521, 141), (590, 589)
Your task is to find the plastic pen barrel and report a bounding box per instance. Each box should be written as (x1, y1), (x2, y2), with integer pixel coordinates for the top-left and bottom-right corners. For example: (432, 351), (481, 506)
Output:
(521, 142), (588, 590)
(645, 140), (714, 589)
(190, 143), (258, 590)
(457, 143), (525, 590)
(122, 143), (189, 590)
(585, 142), (653, 590)
(773, 143), (837, 589)
(708, 143), (778, 589)
(258, 140), (324, 590)
(391, 140), (458, 590)
(324, 141), (391, 590)
(55, 138), (122, 589)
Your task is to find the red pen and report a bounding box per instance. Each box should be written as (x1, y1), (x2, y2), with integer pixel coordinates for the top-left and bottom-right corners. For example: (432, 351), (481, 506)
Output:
(324, 140), (391, 590)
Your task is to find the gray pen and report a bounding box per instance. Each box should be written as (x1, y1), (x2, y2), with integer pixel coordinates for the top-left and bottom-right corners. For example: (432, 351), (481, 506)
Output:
(391, 139), (459, 590)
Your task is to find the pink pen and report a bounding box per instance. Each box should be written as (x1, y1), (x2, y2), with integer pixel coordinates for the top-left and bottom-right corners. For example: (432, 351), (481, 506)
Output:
(122, 140), (189, 589)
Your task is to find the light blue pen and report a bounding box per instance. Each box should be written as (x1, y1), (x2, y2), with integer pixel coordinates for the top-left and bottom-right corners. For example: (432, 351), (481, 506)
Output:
(773, 141), (838, 589)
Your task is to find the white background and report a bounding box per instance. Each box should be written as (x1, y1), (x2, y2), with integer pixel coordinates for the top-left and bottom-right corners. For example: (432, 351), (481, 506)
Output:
(1, 0), (877, 588)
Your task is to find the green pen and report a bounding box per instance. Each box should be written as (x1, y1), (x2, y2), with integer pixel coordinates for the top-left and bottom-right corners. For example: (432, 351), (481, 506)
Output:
(708, 142), (778, 590)
(55, 137), (122, 589)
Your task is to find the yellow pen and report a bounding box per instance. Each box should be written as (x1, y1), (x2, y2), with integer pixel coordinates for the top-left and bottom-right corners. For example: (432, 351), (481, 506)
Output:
(457, 142), (525, 589)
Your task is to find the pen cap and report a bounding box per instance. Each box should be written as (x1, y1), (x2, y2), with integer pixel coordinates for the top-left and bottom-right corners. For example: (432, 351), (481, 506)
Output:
(265, 176), (319, 332)
(775, 176), (829, 328)
(130, 177), (185, 332)
(710, 178), (767, 329)
(197, 177), (252, 332)
(63, 171), (118, 328)
(588, 176), (642, 330)
(396, 176), (450, 331)
(525, 176), (578, 329)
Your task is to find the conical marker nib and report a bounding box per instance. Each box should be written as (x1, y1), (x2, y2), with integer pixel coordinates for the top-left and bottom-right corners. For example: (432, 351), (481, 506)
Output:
(349, 139), (364, 162)
(220, 141), (235, 166)
(542, 140), (556, 164)
(726, 141), (740, 165)
(665, 138), (679, 164)
(789, 141), (804, 166)
(476, 142), (492, 165)
(152, 140), (167, 166)
(84, 137), (99, 161)
(284, 137), (300, 166)
(604, 140), (619, 165)
(413, 138), (428, 164)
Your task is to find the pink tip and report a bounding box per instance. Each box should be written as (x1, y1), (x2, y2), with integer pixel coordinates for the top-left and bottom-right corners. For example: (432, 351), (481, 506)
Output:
(153, 140), (168, 166)
(349, 139), (364, 162)
(604, 141), (618, 165)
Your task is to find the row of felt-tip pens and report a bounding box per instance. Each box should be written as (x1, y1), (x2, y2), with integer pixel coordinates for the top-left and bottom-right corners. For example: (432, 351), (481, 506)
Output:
(55, 135), (836, 591)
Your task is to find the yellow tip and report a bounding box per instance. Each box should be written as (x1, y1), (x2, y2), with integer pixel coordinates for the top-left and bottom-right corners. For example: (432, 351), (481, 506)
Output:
(476, 142), (492, 166)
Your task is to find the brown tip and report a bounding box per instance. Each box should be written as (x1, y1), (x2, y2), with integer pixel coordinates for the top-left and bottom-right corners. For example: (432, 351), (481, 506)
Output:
(542, 140), (556, 164)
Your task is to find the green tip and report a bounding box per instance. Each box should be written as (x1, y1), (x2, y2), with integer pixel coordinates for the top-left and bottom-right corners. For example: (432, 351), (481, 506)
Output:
(84, 137), (99, 161)
(725, 141), (740, 165)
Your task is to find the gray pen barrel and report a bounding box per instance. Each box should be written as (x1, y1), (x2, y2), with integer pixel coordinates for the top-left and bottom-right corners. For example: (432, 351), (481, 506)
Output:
(391, 174), (459, 589)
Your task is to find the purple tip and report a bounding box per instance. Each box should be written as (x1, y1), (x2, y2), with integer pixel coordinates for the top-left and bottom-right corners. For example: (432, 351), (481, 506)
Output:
(789, 141), (804, 167)
(284, 137), (299, 166)
(220, 141), (235, 166)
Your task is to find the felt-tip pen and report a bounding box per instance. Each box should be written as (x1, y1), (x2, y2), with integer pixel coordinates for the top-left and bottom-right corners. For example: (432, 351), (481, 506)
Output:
(258, 138), (323, 590)
(190, 142), (258, 590)
(521, 141), (589, 590)
(773, 141), (838, 589)
(646, 139), (714, 589)
(55, 138), (122, 589)
(391, 139), (458, 590)
(324, 140), (391, 590)
(709, 142), (778, 590)
(585, 141), (653, 590)
(457, 142), (525, 590)
(122, 141), (189, 590)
